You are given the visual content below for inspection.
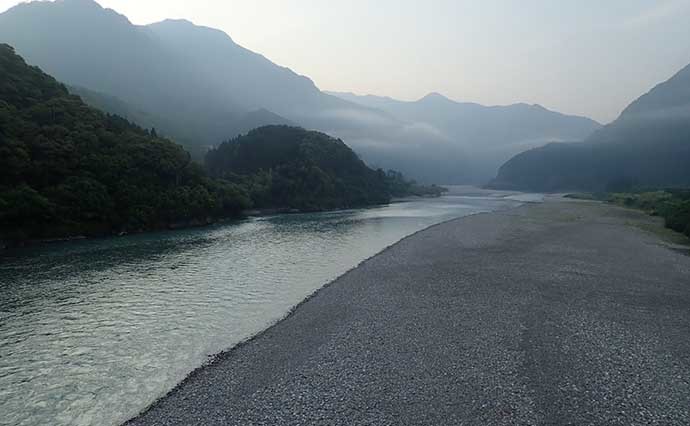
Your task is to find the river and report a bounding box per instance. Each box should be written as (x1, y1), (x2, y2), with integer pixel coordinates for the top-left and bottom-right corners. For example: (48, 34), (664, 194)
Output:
(0, 187), (535, 426)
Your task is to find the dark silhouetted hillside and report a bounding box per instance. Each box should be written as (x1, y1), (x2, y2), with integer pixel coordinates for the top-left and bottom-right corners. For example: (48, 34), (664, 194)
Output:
(491, 63), (690, 191)
(205, 126), (392, 210)
(0, 44), (250, 244)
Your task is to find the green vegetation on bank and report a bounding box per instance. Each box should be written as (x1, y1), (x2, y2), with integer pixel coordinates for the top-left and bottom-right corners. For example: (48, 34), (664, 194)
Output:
(0, 44), (250, 244)
(1, 45), (445, 246)
(567, 190), (690, 238)
(382, 170), (447, 198)
(205, 126), (446, 211)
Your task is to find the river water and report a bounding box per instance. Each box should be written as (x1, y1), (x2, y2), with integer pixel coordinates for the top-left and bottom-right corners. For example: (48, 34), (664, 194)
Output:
(0, 188), (534, 426)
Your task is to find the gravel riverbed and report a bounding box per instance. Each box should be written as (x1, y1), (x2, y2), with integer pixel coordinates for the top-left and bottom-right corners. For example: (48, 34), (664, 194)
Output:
(127, 197), (690, 425)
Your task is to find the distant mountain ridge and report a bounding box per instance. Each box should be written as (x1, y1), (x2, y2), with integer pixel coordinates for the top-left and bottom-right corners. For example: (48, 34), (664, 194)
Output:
(622, 63), (690, 119)
(490, 62), (690, 191)
(0, 0), (362, 153)
(328, 91), (601, 182)
(0, 0), (601, 183)
(329, 91), (600, 141)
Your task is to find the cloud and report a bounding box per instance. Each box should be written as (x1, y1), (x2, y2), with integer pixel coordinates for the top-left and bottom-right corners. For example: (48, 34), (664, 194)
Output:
(400, 122), (452, 143)
(314, 108), (396, 128)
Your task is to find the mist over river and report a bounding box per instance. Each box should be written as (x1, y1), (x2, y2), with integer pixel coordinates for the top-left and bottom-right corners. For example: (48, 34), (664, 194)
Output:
(0, 187), (533, 426)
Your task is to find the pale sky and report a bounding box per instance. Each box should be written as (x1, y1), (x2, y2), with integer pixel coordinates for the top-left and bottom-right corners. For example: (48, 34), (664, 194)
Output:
(2, 0), (690, 123)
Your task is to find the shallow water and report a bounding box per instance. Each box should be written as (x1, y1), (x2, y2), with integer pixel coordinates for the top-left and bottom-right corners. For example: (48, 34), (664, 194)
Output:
(0, 189), (527, 426)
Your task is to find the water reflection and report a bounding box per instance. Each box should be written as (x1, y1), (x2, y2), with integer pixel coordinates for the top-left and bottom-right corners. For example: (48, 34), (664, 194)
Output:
(0, 189), (527, 426)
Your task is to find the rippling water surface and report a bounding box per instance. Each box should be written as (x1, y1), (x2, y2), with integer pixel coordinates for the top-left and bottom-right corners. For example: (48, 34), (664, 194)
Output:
(0, 188), (527, 426)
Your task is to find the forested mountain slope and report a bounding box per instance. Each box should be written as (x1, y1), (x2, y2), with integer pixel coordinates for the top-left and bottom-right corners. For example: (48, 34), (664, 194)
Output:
(0, 0), (313, 156)
(491, 62), (690, 191)
(0, 44), (249, 244)
(0, 0), (601, 183)
(206, 126), (395, 210)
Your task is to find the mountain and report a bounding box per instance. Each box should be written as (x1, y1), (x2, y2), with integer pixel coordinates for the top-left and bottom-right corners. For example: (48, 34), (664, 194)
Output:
(0, 0), (335, 153)
(0, 0), (233, 157)
(68, 85), (184, 140)
(622, 62), (690, 119)
(0, 0), (447, 181)
(205, 126), (392, 210)
(0, 0), (599, 184)
(329, 91), (601, 181)
(70, 85), (296, 155)
(0, 43), (406, 246)
(0, 43), (250, 244)
(490, 63), (690, 191)
(144, 19), (353, 120)
(230, 109), (297, 137)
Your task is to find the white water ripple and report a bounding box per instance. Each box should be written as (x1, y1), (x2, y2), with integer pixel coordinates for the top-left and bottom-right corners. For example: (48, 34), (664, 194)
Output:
(0, 190), (530, 426)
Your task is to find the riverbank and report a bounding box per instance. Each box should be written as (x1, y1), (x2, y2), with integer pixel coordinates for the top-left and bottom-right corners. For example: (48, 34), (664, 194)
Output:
(2, 192), (455, 252)
(0, 216), (228, 251)
(4, 190), (520, 426)
(127, 196), (690, 425)
(567, 190), (690, 241)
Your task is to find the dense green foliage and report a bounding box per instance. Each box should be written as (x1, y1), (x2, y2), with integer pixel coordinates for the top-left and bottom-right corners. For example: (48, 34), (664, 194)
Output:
(205, 126), (445, 211)
(0, 44), (250, 244)
(608, 191), (690, 238)
(382, 170), (447, 198)
(490, 62), (690, 192)
(0, 45), (446, 246)
(206, 126), (390, 210)
(67, 84), (196, 150)
(567, 190), (690, 238)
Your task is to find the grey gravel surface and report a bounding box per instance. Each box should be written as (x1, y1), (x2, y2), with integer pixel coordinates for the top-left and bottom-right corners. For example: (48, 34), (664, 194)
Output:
(127, 198), (690, 425)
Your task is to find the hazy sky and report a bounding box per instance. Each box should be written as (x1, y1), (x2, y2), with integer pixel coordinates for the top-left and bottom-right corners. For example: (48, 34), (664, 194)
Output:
(2, 0), (690, 123)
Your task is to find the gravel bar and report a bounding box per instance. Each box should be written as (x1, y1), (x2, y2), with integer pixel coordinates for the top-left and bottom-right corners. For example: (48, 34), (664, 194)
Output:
(127, 197), (690, 425)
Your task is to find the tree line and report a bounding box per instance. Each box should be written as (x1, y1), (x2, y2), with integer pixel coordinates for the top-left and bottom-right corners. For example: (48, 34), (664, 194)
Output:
(0, 45), (444, 246)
